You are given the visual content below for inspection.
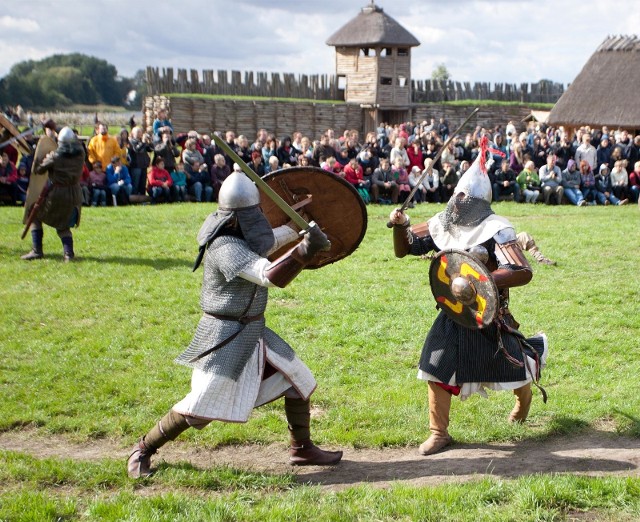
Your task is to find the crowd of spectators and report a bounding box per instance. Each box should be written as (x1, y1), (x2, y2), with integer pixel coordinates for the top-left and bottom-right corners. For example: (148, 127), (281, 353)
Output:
(2, 107), (639, 209)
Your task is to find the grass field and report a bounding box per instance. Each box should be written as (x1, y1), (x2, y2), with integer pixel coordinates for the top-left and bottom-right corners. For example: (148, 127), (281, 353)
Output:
(0, 201), (639, 521)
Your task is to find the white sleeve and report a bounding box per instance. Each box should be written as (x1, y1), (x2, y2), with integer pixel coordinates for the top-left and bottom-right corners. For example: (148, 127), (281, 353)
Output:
(266, 224), (299, 256)
(239, 224), (299, 287)
(239, 257), (276, 287)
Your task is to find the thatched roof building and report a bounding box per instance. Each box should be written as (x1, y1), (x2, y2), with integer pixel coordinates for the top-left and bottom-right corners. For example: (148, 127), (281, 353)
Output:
(548, 35), (640, 130)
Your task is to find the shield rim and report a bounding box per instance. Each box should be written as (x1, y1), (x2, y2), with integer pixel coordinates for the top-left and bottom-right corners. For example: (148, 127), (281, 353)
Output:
(429, 248), (498, 329)
(261, 166), (368, 269)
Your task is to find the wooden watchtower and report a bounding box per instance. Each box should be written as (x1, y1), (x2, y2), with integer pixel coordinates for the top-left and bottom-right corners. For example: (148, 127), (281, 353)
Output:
(326, 2), (420, 134)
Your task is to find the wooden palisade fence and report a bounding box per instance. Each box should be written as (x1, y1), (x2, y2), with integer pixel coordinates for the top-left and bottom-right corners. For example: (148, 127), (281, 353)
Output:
(146, 67), (565, 104)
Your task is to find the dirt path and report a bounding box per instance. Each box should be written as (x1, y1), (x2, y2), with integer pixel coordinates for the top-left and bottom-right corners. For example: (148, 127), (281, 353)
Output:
(1, 430), (638, 491)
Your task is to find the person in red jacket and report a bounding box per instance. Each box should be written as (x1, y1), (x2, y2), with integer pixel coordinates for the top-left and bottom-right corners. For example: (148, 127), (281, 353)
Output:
(0, 152), (18, 204)
(147, 156), (173, 203)
(343, 157), (370, 203)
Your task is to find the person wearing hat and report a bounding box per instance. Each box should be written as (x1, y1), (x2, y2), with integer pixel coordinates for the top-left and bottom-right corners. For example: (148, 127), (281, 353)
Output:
(127, 172), (343, 478)
(595, 163), (628, 206)
(561, 159), (586, 206)
(21, 127), (85, 261)
(388, 138), (547, 456)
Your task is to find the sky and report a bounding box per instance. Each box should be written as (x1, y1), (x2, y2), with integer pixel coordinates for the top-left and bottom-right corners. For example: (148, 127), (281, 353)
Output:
(1, 0), (638, 86)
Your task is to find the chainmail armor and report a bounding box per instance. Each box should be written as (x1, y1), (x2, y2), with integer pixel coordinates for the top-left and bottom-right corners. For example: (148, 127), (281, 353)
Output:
(439, 194), (494, 238)
(175, 235), (296, 375)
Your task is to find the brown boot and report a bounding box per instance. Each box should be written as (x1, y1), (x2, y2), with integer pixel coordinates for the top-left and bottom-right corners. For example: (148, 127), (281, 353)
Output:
(284, 397), (342, 466)
(127, 438), (156, 478)
(419, 382), (453, 456)
(289, 439), (343, 466)
(508, 383), (533, 423)
(127, 409), (191, 478)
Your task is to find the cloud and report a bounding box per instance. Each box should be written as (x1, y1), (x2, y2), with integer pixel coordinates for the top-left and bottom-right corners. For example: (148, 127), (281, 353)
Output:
(0, 15), (39, 33)
(0, 0), (637, 85)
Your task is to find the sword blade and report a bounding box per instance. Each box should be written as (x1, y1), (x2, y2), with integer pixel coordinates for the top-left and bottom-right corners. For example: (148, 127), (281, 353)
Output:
(212, 134), (310, 231)
(398, 107), (480, 213)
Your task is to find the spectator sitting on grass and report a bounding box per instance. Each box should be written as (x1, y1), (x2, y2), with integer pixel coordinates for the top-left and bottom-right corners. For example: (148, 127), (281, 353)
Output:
(88, 161), (107, 207)
(105, 156), (132, 205)
(595, 164), (628, 206)
(171, 161), (188, 202)
(516, 160), (540, 204)
(0, 152), (18, 204)
(16, 163), (29, 206)
(147, 156), (173, 204)
(561, 159), (586, 206)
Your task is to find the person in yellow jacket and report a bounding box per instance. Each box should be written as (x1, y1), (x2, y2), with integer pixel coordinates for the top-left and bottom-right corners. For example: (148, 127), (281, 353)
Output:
(87, 122), (122, 168)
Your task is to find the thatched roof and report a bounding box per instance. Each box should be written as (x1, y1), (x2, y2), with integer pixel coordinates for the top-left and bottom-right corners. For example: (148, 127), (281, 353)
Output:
(522, 110), (550, 124)
(548, 35), (640, 128)
(326, 3), (420, 48)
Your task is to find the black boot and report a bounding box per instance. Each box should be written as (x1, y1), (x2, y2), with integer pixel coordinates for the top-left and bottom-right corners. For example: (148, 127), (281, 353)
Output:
(61, 236), (75, 262)
(284, 397), (342, 466)
(127, 410), (191, 478)
(21, 229), (44, 260)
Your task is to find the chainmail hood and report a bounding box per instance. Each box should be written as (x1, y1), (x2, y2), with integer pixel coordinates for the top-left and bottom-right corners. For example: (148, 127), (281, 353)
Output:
(193, 208), (274, 270)
(439, 150), (494, 233)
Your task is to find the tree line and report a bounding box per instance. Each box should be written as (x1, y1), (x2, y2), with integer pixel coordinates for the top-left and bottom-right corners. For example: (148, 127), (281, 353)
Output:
(0, 53), (145, 110)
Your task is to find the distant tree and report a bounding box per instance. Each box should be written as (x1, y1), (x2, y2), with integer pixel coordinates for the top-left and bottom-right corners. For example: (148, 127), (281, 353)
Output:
(0, 53), (133, 109)
(431, 64), (451, 83)
(126, 69), (148, 108)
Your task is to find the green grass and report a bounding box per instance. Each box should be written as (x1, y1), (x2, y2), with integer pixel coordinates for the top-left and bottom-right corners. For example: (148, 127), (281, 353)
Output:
(163, 93), (554, 110)
(1, 452), (639, 521)
(164, 92), (347, 105)
(1, 201), (639, 520)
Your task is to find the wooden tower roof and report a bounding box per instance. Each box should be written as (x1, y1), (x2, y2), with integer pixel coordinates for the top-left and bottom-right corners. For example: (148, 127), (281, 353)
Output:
(326, 2), (420, 48)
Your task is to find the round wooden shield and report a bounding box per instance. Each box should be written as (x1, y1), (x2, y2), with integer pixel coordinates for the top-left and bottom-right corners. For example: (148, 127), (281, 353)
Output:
(261, 167), (368, 269)
(429, 249), (498, 329)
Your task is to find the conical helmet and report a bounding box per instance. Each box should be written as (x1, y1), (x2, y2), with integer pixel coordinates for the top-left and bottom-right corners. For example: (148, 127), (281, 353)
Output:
(454, 151), (492, 203)
(57, 126), (76, 144)
(218, 172), (260, 210)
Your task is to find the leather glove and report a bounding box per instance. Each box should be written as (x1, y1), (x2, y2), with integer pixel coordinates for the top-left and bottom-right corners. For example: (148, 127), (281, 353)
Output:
(296, 222), (330, 261)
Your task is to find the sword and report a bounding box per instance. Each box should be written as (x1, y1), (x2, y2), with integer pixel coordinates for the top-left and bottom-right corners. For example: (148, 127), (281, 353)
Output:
(386, 108), (479, 228)
(211, 134), (311, 232)
(0, 125), (38, 150)
(21, 182), (50, 240)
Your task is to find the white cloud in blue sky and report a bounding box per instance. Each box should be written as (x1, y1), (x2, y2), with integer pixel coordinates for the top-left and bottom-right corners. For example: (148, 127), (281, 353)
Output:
(1, 0), (638, 86)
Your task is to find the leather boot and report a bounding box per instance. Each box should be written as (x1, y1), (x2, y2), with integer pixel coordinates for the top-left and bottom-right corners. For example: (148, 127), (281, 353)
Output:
(61, 236), (75, 262)
(508, 383), (532, 423)
(285, 397), (342, 466)
(419, 382), (453, 456)
(21, 229), (44, 260)
(127, 409), (191, 478)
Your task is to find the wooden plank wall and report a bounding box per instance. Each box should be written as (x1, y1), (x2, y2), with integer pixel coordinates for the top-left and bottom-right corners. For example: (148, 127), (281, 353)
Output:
(145, 95), (541, 140)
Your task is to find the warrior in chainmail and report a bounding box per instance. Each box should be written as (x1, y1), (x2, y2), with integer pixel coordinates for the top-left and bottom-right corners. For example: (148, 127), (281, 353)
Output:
(21, 126), (84, 262)
(389, 144), (548, 456)
(128, 172), (342, 478)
